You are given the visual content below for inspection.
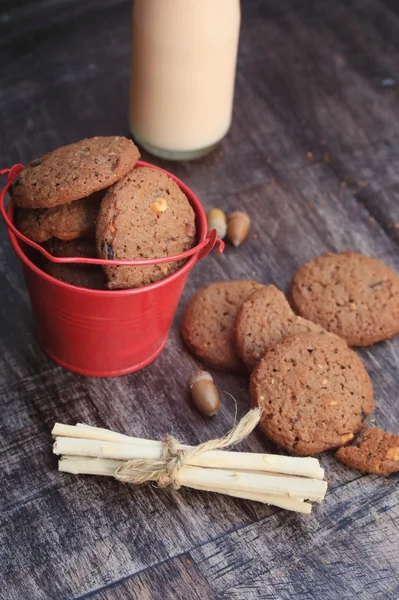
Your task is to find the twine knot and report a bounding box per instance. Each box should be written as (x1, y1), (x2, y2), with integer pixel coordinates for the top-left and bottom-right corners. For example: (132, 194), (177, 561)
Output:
(114, 408), (262, 490)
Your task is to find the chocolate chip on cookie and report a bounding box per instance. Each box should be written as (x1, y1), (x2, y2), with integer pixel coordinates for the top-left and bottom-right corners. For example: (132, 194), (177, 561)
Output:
(182, 280), (265, 372)
(16, 192), (103, 243)
(291, 251), (399, 346)
(12, 136), (140, 208)
(250, 332), (375, 455)
(336, 428), (399, 474)
(235, 285), (327, 371)
(96, 167), (196, 289)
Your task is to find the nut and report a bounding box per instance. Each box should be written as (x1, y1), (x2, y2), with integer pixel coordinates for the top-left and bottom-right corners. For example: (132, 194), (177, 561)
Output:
(160, 264), (168, 275)
(226, 211), (250, 247)
(150, 197), (168, 215)
(385, 446), (399, 462)
(206, 208), (227, 239)
(339, 432), (354, 445)
(189, 370), (221, 417)
(185, 223), (196, 238)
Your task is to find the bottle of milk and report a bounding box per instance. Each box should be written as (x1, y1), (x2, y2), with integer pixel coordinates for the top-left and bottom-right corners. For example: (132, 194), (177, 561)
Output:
(129, 0), (241, 160)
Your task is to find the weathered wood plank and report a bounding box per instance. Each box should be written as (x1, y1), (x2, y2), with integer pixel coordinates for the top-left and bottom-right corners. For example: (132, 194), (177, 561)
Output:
(189, 475), (399, 599)
(0, 0), (398, 599)
(2, 162), (397, 598)
(328, 140), (399, 242)
(88, 554), (218, 600)
(221, 0), (399, 175)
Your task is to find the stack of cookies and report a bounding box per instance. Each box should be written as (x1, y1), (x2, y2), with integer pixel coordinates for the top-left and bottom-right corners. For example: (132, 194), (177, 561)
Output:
(182, 251), (399, 474)
(13, 136), (196, 289)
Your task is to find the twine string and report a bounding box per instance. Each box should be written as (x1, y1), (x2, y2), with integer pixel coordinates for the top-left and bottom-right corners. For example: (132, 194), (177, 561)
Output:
(114, 408), (262, 489)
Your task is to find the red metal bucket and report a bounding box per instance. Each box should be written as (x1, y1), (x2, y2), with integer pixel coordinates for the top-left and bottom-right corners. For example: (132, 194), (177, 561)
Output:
(0, 161), (223, 377)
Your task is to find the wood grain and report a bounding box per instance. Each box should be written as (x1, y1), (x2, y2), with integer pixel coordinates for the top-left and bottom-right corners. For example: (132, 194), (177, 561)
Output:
(0, 0), (398, 599)
(88, 554), (218, 600)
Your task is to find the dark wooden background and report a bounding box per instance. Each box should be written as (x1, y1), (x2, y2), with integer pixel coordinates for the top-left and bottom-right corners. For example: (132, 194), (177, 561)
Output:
(1, 1), (398, 598)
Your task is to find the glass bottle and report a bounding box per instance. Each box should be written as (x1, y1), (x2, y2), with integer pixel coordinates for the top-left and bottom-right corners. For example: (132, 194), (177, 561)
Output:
(129, 0), (241, 160)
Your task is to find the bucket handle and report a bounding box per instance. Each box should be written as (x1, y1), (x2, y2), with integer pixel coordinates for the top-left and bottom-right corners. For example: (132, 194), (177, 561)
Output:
(0, 166), (224, 266)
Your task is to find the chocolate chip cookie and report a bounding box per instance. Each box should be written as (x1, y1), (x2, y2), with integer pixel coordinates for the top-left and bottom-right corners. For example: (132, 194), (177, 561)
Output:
(336, 428), (399, 474)
(96, 167), (196, 289)
(44, 238), (105, 289)
(45, 238), (98, 258)
(16, 192), (102, 242)
(291, 251), (399, 346)
(182, 280), (265, 372)
(250, 332), (375, 455)
(12, 136), (139, 208)
(235, 285), (326, 371)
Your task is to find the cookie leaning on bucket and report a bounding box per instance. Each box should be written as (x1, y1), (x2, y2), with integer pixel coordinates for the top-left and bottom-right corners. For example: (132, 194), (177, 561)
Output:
(12, 136), (140, 209)
(96, 167), (196, 289)
(250, 332), (374, 455)
(16, 191), (103, 243)
(44, 238), (105, 290)
(291, 251), (399, 346)
(336, 427), (399, 474)
(234, 285), (327, 371)
(182, 280), (265, 372)
(45, 238), (98, 258)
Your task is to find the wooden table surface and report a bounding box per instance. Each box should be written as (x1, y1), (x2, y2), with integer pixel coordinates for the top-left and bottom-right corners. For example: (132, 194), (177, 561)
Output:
(1, 1), (398, 598)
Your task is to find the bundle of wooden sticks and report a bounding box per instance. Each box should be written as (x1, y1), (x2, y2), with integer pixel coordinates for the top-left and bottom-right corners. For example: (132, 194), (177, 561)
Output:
(52, 410), (328, 515)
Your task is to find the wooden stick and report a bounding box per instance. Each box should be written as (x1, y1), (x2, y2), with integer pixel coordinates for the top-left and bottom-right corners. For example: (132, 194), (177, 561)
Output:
(58, 455), (306, 485)
(189, 484), (312, 514)
(175, 465), (327, 503)
(58, 456), (312, 514)
(52, 424), (324, 479)
(53, 437), (167, 461)
(56, 448), (326, 501)
(59, 455), (118, 476)
(53, 423), (156, 446)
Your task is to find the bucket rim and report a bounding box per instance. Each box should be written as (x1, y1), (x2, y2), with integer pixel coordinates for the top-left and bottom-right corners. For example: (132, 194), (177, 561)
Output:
(2, 160), (216, 296)
(1, 161), (221, 267)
